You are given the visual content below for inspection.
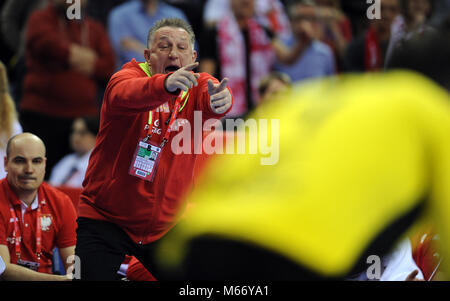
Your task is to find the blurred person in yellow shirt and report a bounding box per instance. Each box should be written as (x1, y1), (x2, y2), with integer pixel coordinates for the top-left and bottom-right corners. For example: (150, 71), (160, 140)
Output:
(152, 22), (450, 279)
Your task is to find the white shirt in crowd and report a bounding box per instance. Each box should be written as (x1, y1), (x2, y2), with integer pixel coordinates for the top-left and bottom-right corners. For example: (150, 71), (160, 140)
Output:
(49, 151), (92, 188)
(203, 0), (292, 39)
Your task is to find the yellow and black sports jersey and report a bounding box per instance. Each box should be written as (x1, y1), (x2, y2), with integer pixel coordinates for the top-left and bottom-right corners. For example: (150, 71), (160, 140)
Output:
(155, 71), (450, 280)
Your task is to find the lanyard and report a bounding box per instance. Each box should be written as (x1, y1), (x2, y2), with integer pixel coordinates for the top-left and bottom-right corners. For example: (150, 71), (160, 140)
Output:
(147, 91), (189, 148)
(9, 202), (42, 264)
(138, 62), (190, 147)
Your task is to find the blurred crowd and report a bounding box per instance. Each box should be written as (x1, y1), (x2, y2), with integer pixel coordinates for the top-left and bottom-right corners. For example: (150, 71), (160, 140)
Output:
(0, 0), (449, 281)
(1, 0), (449, 177)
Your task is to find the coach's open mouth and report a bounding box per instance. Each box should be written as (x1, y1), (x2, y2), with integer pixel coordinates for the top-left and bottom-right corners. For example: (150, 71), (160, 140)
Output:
(165, 65), (180, 73)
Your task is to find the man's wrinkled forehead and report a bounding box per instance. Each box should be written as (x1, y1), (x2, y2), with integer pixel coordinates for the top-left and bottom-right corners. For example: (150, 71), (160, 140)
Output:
(153, 26), (190, 44)
(8, 143), (46, 160)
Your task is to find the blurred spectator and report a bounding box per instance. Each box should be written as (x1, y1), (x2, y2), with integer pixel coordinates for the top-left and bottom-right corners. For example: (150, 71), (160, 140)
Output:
(200, 0), (275, 118)
(108, 0), (188, 68)
(386, 13), (450, 90)
(429, 0), (450, 26)
(203, 0), (292, 39)
(85, 0), (127, 26)
(1, 0), (48, 60)
(345, 0), (400, 72)
(0, 61), (22, 179)
(258, 71), (291, 103)
(1, 0), (48, 103)
(315, 0), (353, 71)
(340, 0), (373, 38)
(19, 0), (115, 180)
(398, 0), (434, 31)
(274, 0), (336, 83)
(163, 0), (207, 44)
(385, 0), (435, 67)
(49, 116), (99, 188)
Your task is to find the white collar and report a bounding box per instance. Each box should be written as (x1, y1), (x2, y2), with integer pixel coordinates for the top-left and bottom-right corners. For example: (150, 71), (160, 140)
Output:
(21, 194), (39, 211)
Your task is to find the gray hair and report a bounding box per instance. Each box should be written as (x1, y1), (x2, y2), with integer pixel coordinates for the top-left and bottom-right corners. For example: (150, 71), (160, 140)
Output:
(147, 18), (195, 50)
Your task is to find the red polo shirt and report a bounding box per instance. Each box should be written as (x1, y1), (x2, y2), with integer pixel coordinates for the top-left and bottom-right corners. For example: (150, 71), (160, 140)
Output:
(0, 179), (77, 274)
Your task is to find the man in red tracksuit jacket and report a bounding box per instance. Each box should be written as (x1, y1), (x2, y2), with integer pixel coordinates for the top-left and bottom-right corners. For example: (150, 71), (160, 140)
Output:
(75, 18), (233, 280)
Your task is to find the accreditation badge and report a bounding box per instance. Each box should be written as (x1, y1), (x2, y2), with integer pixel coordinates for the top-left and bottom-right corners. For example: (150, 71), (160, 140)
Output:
(128, 140), (162, 182)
